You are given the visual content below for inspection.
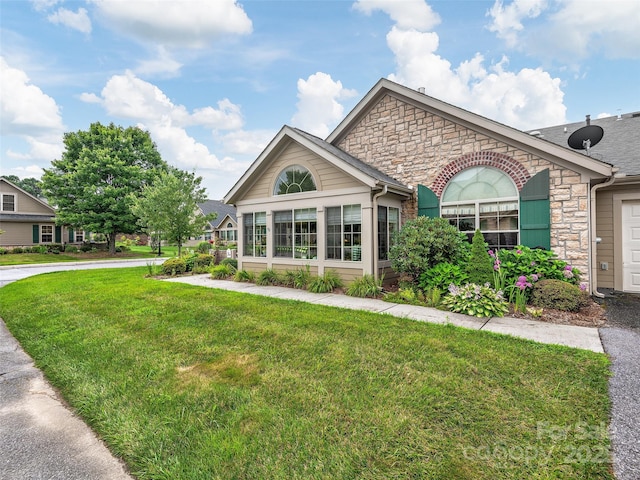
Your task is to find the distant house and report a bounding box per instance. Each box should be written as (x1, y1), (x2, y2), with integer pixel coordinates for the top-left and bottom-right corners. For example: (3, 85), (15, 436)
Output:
(225, 78), (640, 293)
(0, 177), (62, 247)
(187, 200), (238, 246)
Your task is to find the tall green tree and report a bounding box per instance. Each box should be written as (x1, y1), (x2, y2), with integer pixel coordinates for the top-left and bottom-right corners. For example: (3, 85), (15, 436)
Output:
(1, 175), (44, 198)
(131, 168), (215, 257)
(42, 122), (166, 254)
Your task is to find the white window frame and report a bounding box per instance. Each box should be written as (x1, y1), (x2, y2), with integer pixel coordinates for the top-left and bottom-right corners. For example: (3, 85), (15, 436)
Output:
(41, 225), (53, 243)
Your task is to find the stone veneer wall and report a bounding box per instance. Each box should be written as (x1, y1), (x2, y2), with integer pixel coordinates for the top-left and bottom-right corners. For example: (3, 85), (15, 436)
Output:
(337, 94), (591, 285)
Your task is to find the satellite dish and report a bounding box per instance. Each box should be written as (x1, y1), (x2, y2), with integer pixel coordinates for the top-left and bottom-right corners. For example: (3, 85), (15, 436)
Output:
(567, 115), (603, 155)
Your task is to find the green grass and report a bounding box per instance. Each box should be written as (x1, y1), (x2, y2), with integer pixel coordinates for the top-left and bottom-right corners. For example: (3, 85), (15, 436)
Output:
(0, 268), (612, 479)
(0, 245), (179, 266)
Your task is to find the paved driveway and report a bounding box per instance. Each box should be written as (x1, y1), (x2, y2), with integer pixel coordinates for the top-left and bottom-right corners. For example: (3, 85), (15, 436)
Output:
(599, 292), (640, 480)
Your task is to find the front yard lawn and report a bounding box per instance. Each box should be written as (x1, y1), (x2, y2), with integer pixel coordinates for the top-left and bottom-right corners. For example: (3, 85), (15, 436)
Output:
(0, 268), (612, 479)
(0, 245), (178, 266)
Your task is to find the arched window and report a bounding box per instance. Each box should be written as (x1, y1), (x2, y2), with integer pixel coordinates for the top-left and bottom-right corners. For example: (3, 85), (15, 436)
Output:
(441, 166), (519, 249)
(273, 165), (316, 195)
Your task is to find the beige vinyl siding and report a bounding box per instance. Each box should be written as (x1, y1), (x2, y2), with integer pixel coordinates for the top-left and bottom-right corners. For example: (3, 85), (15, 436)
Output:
(241, 261), (269, 274)
(0, 222), (35, 246)
(596, 190), (615, 288)
(0, 183), (54, 215)
(327, 266), (365, 284)
(243, 142), (361, 201)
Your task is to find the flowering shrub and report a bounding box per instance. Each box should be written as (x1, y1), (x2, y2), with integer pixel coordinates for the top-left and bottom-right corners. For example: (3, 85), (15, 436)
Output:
(492, 246), (581, 287)
(507, 275), (537, 313)
(441, 283), (509, 318)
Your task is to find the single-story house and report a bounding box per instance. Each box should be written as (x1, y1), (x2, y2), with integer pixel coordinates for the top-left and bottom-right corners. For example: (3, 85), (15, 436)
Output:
(224, 78), (639, 293)
(187, 200), (238, 247)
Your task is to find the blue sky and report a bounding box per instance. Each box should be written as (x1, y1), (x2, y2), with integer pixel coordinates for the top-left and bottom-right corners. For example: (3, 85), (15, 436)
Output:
(1, 0), (639, 199)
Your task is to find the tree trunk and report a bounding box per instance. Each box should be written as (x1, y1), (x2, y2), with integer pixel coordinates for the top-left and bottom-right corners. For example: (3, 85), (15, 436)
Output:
(107, 233), (117, 255)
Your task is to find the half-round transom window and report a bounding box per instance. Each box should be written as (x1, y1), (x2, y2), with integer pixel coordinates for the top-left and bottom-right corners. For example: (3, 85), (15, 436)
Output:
(441, 166), (519, 249)
(442, 166), (517, 202)
(274, 165), (316, 195)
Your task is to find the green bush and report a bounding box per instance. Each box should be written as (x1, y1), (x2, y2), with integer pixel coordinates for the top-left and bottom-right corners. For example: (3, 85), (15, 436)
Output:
(30, 245), (46, 253)
(183, 253), (199, 272)
(494, 246), (581, 287)
(257, 268), (281, 286)
(389, 216), (467, 282)
(12, 247), (24, 254)
(233, 269), (254, 283)
(80, 244), (93, 252)
(220, 258), (238, 269)
(293, 265), (312, 290)
(308, 270), (343, 293)
(466, 230), (494, 286)
(161, 258), (187, 276)
(193, 254), (214, 273)
(441, 283), (509, 318)
(419, 262), (469, 292)
(64, 245), (79, 253)
(0, 248), (7, 255)
(384, 287), (424, 305)
(195, 241), (210, 254)
(47, 244), (64, 253)
(211, 263), (236, 279)
(530, 279), (590, 312)
(346, 274), (383, 298)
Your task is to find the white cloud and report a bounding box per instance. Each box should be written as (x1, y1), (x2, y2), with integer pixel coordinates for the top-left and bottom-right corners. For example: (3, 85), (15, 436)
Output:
(134, 46), (182, 77)
(358, 1), (566, 129)
(47, 7), (92, 34)
(291, 72), (358, 138)
(0, 57), (65, 163)
(218, 129), (275, 156)
(486, 0), (547, 47)
(30, 0), (61, 12)
(90, 0), (252, 48)
(488, 0), (640, 60)
(353, 0), (440, 31)
(80, 71), (255, 174)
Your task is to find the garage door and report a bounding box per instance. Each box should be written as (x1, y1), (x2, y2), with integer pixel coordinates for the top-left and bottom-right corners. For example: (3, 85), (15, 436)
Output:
(622, 200), (640, 293)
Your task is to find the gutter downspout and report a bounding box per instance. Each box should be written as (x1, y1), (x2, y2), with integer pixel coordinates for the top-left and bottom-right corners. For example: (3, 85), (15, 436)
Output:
(589, 172), (619, 298)
(372, 185), (388, 282)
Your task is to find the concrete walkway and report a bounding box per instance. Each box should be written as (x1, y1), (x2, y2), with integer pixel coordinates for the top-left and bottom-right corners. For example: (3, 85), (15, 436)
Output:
(0, 261), (610, 479)
(165, 274), (604, 353)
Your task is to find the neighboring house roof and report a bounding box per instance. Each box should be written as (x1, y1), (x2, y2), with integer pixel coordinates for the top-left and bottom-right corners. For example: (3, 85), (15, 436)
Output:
(225, 125), (412, 204)
(327, 78), (614, 180)
(198, 200), (237, 229)
(0, 213), (56, 223)
(527, 112), (640, 176)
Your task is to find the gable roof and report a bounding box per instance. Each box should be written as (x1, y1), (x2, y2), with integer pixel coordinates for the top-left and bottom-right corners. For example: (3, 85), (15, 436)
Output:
(224, 125), (412, 204)
(198, 199), (237, 229)
(527, 112), (640, 176)
(0, 177), (56, 214)
(327, 78), (614, 180)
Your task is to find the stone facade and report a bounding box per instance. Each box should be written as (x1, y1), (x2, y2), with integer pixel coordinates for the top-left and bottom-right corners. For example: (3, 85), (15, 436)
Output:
(336, 94), (591, 285)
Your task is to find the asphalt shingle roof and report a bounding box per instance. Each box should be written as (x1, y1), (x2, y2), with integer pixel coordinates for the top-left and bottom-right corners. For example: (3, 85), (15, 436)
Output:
(198, 200), (237, 229)
(529, 112), (640, 175)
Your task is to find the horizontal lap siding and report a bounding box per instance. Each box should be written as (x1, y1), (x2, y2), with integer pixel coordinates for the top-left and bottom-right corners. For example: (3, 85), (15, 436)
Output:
(596, 191), (614, 287)
(0, 222), (35, 246)
(243, 142), (361, 201)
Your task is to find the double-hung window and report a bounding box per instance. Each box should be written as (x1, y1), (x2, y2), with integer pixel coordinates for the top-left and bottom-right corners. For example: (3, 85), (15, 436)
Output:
(1, 194), (15, 212)
(243, 212), (266, 257)
(41, 225), (53, 243)
(326, 204), (361, 261)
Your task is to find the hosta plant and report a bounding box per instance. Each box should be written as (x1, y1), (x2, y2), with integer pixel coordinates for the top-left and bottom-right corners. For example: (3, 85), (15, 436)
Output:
(441, 283), (509, 318)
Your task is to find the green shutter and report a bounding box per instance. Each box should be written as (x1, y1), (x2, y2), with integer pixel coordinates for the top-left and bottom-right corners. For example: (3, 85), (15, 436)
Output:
(417, 185), (440, 218)
(68, 228), (74, 243)
(519, 169), (550, 249)
(32, 225), (40, 244)
(55, 226), (62, 243)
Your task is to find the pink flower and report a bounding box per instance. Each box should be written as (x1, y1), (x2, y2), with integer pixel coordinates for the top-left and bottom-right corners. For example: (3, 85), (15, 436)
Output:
(517, 249), (522, 254)
(488, 250), (495, 257)
(565, 265), (572, 271)
(531, 274), (539, 282)
(580, 283), (587, 291)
